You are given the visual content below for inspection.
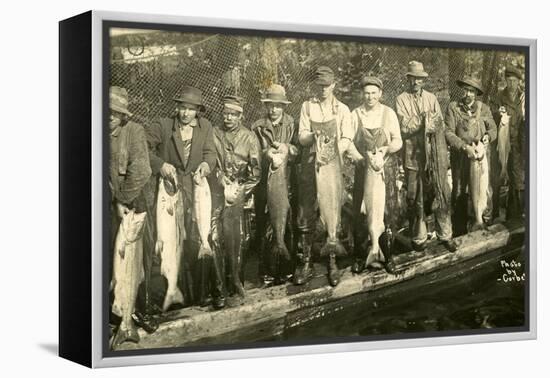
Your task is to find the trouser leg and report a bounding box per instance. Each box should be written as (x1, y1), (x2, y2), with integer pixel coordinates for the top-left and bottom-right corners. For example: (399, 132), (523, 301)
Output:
(222, 203), (246, 297)
(407, 169), (428, 247)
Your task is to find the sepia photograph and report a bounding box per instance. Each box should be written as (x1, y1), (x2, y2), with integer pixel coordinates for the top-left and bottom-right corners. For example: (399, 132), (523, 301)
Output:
(105, 21), (529, 355)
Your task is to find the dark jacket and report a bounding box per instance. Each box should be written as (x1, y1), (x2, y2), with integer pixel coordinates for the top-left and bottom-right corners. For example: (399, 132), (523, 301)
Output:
(445, 100), (497, 150)
(110, 121), (152, 207)
(146, 116), (217, 177)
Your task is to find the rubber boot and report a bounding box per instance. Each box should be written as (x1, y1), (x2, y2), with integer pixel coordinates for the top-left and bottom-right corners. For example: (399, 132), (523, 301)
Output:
(211, 252), (226, 310)
(380, 227), (396, 274)
(293, 233), (314, 285)
(197, 256), (213, 307)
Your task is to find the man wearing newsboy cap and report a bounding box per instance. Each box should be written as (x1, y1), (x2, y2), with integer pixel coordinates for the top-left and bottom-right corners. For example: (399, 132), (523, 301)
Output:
(146, 86), (217, 307)
(396, 61), (457, 253)
(251, 84), (298, 287)
(491, 64), (525, 220)
(445, 76), (497, 235)
(294, 66), (354, 287)
(209, 94), (261, 302)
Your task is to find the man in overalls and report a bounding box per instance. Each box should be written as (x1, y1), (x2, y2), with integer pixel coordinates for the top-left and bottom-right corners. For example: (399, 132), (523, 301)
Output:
(109, 86), (154, 340)
(445, 77), (497, 235)
(211, 95), (262, 299)
(491, 65), (525, 220)
(396, 61), (457, 252)
(146, 86), (218, 307)
(346, 76), (403, 274)
(295, 66), (354, 286)
(251, 84), (298, 286)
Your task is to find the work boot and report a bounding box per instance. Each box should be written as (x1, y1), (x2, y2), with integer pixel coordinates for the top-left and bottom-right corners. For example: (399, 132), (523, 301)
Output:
(380, 228), (396, 274)
(352, 258), (366, 274)
(441, 239), (458, 252)
(327, 253), (340, 287)
(197, 257), (213, 307)
(211, 254), (226, 310)
(293, 233), (314, 285)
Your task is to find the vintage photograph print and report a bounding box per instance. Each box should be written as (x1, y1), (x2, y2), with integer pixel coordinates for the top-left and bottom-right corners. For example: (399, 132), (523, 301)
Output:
(105, 21), (530, 355)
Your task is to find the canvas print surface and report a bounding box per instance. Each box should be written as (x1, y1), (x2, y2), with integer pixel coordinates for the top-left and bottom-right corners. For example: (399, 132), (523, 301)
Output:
(106, 23), (528, 353)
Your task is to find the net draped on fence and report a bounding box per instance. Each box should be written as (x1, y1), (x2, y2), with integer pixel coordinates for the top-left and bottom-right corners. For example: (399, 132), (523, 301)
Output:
(109, 30), (525, 129)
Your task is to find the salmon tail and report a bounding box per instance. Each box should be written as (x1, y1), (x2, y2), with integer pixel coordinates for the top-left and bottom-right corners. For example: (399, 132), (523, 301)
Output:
(271, 243), (291, 261)
(112, 323), (140, 348)
(162, 287), (184, 312)
(320, 239), (347, 257)
(198, 242), (214, 259)
(366, 244), (385, 268)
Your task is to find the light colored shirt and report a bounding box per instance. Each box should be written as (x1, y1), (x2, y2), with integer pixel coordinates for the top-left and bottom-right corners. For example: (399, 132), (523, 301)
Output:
(351, 103), (402, 153)
(298, 96), (354, 142)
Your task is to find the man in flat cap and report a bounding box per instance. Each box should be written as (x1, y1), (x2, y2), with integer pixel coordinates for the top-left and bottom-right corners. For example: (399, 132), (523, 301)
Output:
(295, 66), (354, 287)
(109, 86), (154, 344)
(491, 65), (525, 220)
(251, 84), (298, 286)
(396, 61), (457, 253)
(146, 86), (218, 307)
(445, 77), (497, 235)
(210, 95), (261, 299)
(346, 76), (403, 274)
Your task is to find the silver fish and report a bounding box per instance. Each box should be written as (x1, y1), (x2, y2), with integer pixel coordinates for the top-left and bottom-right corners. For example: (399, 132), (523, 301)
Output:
(315, 133), (346, 257)
(497, 109), (511, 181)
(193, 174), (213, 259)
(155, 177), (185, 312)
(362, 148), (386, 268)
(469, 141), (489, 231)
(267, 146), (291, 262)
(111, 210), (147, 347)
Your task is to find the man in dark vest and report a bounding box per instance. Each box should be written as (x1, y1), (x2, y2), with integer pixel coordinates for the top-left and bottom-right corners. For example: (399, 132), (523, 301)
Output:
(146, 86), (219, 307)
(445, 77), (497, 235)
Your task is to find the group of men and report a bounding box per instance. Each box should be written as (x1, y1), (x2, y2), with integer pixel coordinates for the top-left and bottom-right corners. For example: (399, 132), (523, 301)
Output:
(109, 60), (525, 332)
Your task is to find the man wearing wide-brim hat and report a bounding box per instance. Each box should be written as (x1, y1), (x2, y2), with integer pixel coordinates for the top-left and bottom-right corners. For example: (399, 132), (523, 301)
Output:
(146, 85), (218, 307)
(109, 86), (154, 345)
(445, 76), (497, 235)
(490, 64), (525, 221)
(251, 84), (298, 287)
(395, 61), (457, 253)
(209, 94), (261, 300)
(294, 66), (354, 287)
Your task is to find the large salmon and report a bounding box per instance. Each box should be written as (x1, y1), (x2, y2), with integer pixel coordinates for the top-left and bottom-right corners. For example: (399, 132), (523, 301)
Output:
(193, 174), (213, 259)
(155, 177), (185, 312)
(266, 145), (291, 265)
(362, 148), (386, 268)
(497, 109), (511, 181)
(469, 141), (489, 231)
(111, 210), (147, 347)
(314, 131), (346, 257)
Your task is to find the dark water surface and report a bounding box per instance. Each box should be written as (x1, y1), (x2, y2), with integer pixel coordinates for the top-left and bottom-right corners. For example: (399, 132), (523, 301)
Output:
(269, 247), (526, 342)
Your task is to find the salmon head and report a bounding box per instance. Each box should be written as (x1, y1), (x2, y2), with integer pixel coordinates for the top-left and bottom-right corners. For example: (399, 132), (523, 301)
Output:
(121, 210), (147, 243)
(366, 147), (385, 173)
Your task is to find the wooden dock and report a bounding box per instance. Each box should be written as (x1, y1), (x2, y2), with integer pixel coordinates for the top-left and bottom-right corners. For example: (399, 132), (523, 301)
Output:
(116, 221), (524, 350)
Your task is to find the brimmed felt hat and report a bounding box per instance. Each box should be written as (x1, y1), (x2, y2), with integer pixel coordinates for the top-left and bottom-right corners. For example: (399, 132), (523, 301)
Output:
(406, 61), (429, 78)
(505, 65), (523, 80)
(260, 84), (291, 104)
(110, 86), (132, 116)
(173, 86), (205, 111)
(456, 76), (484, 95)
(361, 75), (383, 90)
(223, 94), (245, 113)
(313, 66), (335, 85)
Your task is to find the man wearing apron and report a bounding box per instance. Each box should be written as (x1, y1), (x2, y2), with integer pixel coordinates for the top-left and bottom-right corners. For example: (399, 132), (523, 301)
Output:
(346, 76), (403, 274)
(210, 95), (262, 299)
(147, 86), (217, 306)
(445, 77), (497, 235)
(396, 61), (457, 253)
(295, 66), (354, 286)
